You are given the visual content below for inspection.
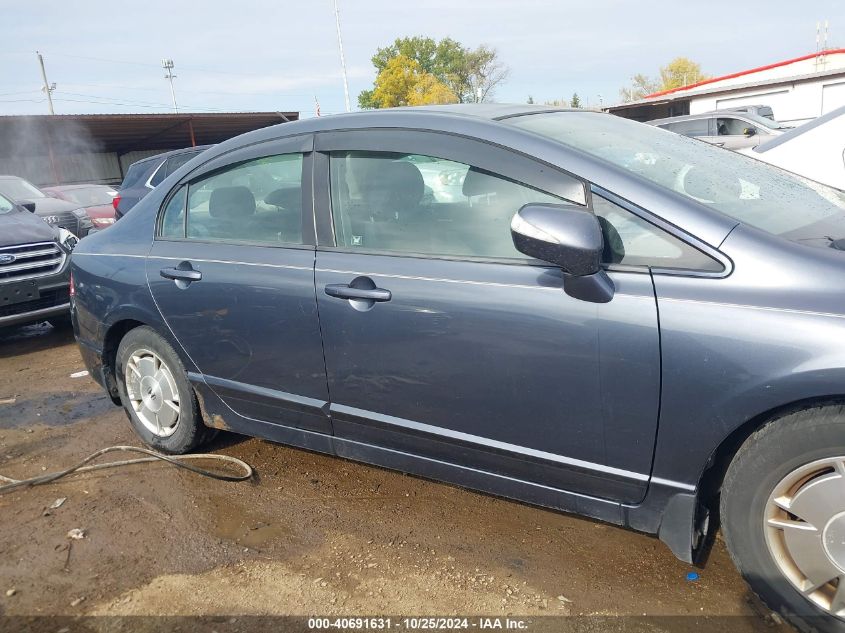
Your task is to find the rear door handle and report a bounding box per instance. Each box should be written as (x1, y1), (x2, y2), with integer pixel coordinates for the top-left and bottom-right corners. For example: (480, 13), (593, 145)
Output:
(160, 266), (202, 283)
(325, 284), (391, 302)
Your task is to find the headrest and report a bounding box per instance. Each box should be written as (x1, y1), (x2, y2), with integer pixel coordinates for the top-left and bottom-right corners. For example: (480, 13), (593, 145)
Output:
(361, 160), (424, 207)
(209, 186), (256, 218)
(264, 186), (302, 212)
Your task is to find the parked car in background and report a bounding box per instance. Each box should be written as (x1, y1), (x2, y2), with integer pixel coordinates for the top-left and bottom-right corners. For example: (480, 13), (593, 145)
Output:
(0, 192), (76, 329)
(721, 104), (776, 120)
(72, 105), (845, 633)
(737, 105), (845, 190)
(43, 184), (118, 230)
(0, 175), (94, 237)
(647, 110), (791, 150)
(114, 145), (211, 220)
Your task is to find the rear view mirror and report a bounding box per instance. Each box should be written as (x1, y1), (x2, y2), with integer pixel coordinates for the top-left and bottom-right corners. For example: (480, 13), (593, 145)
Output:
(511, 204), (614, 303)
(21, 202), (36, 213)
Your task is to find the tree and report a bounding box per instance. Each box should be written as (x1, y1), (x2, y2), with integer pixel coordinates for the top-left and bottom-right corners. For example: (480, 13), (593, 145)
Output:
(359, 36), (509, 108)
(659, 57), (708, 91)
(570, 92), (581, 108)
(619, 73), (659, 102)
(369, 55), (457, 108)
(526, 95), (535, 104)
(618, 58), (708, 102)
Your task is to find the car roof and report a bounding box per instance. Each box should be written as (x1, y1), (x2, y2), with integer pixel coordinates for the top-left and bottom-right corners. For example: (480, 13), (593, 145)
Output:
(647, 111), (754, 125)
(189, 105), (596, 166)
(132, 144), (214, 167)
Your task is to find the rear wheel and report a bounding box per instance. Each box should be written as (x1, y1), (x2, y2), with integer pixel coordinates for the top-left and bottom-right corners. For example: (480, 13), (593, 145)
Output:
(722, 407), (845, 633)
(115, 326), (214, 453)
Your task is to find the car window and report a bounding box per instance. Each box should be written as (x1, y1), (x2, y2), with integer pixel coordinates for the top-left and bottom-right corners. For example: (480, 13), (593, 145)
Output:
(717, 117), (753, 136)
(165, 151), (199, 177)
(665, 119), (709, 137)
(593, 194), (723, 271)
(507, 112), (845, 239)
(149, 160), (168, 187)
(0, 177), (46, 199)
(329, 151), (566, 260)
(160, 153), (304, 244)
(120, 161), (150, 189)
(0, 193), (15, 214)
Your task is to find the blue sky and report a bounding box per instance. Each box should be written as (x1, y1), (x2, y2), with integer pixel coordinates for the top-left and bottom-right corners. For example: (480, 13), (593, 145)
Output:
(1, 0), (842, 117)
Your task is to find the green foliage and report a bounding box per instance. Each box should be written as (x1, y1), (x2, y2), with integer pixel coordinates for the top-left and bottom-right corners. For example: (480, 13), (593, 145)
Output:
(359, 36), (509, 108)
(570, 92), (581, 108)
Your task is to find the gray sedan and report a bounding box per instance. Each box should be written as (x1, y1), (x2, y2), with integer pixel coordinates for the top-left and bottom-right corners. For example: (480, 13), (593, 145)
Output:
(71, 105), (845, 633)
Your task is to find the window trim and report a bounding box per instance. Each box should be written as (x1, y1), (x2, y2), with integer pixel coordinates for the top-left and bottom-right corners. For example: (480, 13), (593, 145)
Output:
(154, 136), (316, 247)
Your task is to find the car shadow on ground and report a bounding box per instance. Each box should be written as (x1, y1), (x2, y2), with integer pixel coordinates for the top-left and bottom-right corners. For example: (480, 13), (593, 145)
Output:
(0, 321), (75, 359)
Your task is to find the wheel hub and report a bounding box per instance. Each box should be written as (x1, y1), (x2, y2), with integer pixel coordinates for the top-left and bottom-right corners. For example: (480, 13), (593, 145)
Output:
(823, 511), (845, 573)
(140, 376), (163, 413)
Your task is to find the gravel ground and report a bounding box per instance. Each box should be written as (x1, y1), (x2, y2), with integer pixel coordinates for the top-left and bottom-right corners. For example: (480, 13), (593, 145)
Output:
(0, 323), (792, 631)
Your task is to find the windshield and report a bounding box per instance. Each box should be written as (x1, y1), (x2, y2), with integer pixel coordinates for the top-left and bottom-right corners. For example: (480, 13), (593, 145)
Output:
(507, 112), (845, 240)
(59, 186), (117, 206)
(736, 112), (790, 130)
(0, 177), (46, 200)
(0, 193), (14, 214)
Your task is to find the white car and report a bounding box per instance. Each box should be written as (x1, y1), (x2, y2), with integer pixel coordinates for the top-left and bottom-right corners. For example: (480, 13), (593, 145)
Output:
(738, 105), (845, 190)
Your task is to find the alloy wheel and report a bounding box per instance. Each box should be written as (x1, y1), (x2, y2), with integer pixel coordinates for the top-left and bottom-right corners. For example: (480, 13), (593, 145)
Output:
(124, 348), (181, 437)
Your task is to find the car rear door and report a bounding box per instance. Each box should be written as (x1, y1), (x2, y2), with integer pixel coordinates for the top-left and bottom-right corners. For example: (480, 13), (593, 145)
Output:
(312, 129), (662, 504)
(146, 134), (331, 434)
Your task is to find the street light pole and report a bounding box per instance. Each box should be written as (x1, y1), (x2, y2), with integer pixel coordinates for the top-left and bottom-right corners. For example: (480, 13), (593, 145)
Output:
(36, 51), (55, 115)
(333, 0), (351, 112)
(162, 59), (178, 113)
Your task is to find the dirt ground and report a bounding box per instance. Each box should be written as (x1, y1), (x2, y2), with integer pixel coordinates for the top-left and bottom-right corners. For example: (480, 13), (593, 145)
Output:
(0, 323), (792, 631)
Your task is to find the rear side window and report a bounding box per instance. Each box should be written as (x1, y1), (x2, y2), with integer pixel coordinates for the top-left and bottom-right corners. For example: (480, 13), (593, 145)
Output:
(159, 153), (304, 245)
(593, 194), (723, 272)
(665, 119), (709, 137)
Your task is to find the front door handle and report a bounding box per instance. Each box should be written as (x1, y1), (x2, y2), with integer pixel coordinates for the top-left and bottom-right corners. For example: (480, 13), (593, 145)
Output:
(160, 267), (202, 282)
(325, 284), (391, 302)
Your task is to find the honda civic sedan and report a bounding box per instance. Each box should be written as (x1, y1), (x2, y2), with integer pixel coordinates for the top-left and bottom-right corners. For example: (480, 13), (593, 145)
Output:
(71, 105), (845, 632)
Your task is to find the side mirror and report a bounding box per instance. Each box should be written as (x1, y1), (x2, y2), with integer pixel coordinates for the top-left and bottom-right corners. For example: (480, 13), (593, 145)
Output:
(511, 204), (614, 303)
(743, 127), (756, 137)
(21, 202), (36, 213)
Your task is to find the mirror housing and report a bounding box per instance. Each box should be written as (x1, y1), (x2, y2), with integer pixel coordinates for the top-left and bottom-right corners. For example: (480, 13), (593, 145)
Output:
(511, 204), (614, 303)
(21, 202), (36, 213)
(743, 127), (756, 137)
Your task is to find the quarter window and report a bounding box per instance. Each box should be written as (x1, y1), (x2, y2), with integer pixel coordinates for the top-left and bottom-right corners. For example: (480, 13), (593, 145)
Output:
(593, 194), (723, 272)
(329, 151), (567, 260)
(159, 153), (304, 244)
(664, 119), (709, 137)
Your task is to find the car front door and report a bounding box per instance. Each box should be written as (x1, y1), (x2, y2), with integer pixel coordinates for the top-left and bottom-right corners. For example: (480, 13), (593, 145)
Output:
(312, 130), (664, 504)
(146, 134), (331, 434)
(717, 116), (761, 150)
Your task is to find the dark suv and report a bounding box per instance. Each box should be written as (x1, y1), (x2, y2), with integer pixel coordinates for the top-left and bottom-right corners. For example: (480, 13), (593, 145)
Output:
(72, 106), (845, 632)
(0, 192), (75, 328)
(114, 146), (210, 220)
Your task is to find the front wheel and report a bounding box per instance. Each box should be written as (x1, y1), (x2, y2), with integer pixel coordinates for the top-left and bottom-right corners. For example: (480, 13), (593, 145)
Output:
(115, 325), (214, 453)
(722, 407), (845, 633)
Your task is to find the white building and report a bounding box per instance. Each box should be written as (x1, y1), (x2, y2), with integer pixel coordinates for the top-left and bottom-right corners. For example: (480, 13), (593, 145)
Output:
(609, 49), (845, 124)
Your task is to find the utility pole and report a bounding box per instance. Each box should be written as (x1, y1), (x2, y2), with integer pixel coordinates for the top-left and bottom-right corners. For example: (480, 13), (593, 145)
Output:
(36, 51), (55, 115)
(332, 0), (351, 112)
(162, 59), (178, 113)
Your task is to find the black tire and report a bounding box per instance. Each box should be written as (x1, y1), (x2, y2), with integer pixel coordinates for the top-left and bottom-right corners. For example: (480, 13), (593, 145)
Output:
(721, 406), (845, 633)
(115, 325), (215, 454)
